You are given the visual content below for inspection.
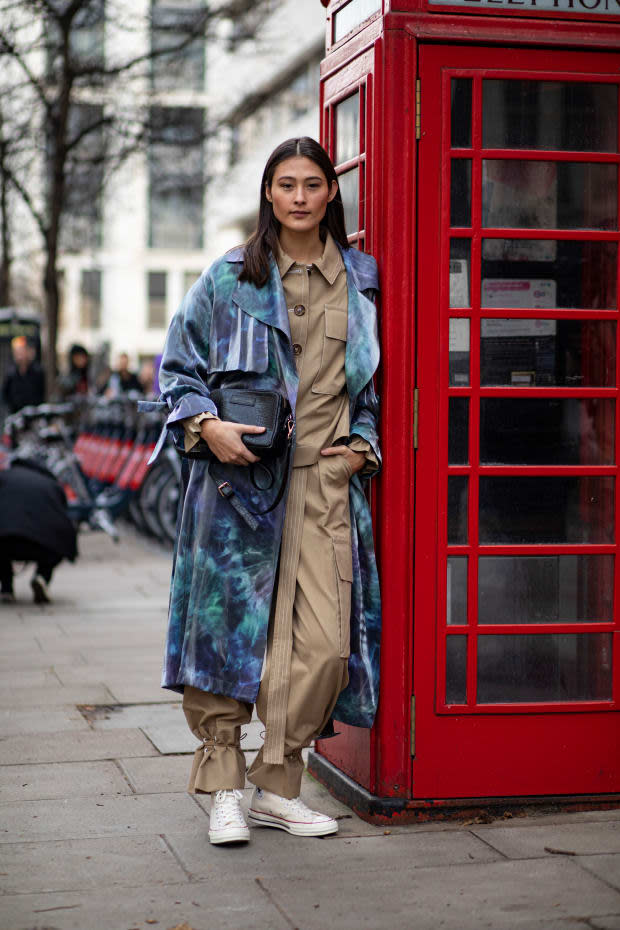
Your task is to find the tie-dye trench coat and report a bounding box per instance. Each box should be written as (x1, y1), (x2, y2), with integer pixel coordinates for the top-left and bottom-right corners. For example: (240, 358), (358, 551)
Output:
(150, 243), (382, 730)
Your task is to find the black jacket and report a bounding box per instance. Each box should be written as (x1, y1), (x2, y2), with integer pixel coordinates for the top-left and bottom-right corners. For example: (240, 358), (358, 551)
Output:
(2, 363), (45, 413)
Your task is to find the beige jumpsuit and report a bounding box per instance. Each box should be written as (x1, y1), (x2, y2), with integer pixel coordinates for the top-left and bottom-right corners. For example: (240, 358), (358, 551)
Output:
(181, 232), (377, 799)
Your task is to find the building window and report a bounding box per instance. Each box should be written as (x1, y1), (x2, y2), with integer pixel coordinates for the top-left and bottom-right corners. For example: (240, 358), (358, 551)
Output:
(148, 271), (167, 328)
(230, 55), (321, 168)
(183, 270), (202, 293)
(47, 0), (106, 78)
(149, 107), (205, 249)
(80, 270), (102, 329)
(151, 1), (207, 92)
(61, 103), (105, 252)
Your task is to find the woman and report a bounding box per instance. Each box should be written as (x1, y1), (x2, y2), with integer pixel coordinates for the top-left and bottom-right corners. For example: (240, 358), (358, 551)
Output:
(152, 137), (381, 845)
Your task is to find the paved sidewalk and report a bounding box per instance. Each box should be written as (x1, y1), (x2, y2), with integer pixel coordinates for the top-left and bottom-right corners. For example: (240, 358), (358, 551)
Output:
(0, 530), (618, 930)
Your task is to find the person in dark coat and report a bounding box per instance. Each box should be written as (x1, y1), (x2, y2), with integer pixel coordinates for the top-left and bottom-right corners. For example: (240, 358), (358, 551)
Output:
(2, 337), (46, 413)
(0, 461), (78, 603)
(58, 344), (90, 399)
(106, 353), (142, 396)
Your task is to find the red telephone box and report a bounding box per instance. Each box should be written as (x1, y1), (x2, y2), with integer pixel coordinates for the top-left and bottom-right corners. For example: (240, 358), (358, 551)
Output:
(309, 0), (620, 819)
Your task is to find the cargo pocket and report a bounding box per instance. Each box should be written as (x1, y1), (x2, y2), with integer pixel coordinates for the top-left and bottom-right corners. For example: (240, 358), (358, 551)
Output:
(312, 306), (348, 395)
(332, 535), (353, 658)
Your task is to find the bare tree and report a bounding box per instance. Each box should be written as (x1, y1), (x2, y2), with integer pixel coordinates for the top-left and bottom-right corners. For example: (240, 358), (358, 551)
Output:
(0, 0), (275, 395)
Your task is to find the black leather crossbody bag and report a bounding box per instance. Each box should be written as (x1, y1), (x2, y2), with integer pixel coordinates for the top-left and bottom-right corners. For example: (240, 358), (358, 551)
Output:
(182, 389), (292, 462)
(179, 388), (294, 530)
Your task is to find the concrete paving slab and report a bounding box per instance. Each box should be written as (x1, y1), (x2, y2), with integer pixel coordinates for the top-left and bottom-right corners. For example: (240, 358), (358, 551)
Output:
(78, 647), (165, 664)
(260, 856), (620, 930)
(590, 916), (620, 930)
(577, 854), (620, 892)
(105, 682), (179, 704)
(0, 879), (290, 930)
(0, 668), (60, 688)
(0, 834), (188, 894)
(53, 665), (163, 688)
(0, 760), (132, 802)
(165, 823), (503, 882)
(119, 755), (192, 794)
(0, 707), (89, 737)
(0, 728), (158, 765)
(0, 791), (208, 843)
(0, 634), (43, 654)
(473, 820), (620, 859)
(0, 684), (117, 708)
(0, 651), (87, 669)
(85, 701), (195, 754)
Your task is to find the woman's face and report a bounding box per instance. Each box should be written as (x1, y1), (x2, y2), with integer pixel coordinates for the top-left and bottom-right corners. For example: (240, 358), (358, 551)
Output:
(266, 156), (338, 235)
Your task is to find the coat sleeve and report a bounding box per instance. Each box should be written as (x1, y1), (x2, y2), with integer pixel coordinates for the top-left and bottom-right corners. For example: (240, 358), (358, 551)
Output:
(144, 271), (219, 463)
(159, 271), (218, 424)
(349, 376), (381, 474)
(349, 285), (381, 474)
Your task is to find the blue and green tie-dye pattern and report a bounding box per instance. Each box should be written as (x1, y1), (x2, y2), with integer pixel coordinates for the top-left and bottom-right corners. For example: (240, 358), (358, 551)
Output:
(157, 243), (382, 730)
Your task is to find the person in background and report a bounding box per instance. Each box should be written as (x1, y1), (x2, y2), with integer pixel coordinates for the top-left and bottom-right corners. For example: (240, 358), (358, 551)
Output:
(106, 353), (142, 396)
(2, 337), (45, 413)
(0, 460), (78, 604)
(59, 344), (91, 399)
(138, 359), (156, 398)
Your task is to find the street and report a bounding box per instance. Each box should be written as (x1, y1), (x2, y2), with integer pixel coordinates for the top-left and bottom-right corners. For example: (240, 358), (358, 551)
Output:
(0, 530), (618, 930)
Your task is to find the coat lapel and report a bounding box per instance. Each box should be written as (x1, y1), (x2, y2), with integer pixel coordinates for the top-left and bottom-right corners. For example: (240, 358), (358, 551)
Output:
(342, 249), (380, 401)
(226, 245), (379, 410)
(229, 251), (291, 340)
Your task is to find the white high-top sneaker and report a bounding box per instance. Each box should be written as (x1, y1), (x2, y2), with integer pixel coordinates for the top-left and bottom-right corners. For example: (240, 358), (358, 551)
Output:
(208, 789), (250, 845)
(248, 787), (338, 837)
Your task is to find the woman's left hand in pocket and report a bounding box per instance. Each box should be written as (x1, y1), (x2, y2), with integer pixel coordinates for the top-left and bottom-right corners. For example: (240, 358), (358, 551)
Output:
(320, 444), (366, 475)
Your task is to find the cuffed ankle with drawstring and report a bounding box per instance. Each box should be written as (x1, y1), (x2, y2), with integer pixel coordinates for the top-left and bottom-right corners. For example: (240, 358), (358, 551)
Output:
(183, 686), (252, 793)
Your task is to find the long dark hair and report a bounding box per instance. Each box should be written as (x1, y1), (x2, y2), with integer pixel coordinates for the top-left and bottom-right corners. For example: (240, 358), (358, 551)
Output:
(238, 137), (349, 288)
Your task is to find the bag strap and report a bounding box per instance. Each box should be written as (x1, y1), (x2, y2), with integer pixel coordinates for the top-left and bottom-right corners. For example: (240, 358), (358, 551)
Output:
(210, 415), (294, 530)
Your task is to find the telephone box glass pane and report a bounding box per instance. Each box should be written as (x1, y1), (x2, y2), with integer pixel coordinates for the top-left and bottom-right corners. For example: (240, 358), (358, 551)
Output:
(479, 476), (614, 544)
(449, 397), (469, 464)
(481, 240), (617, 310)
(451, 78), (472, 149)
(478, 555), (614, 624)
(338, 167), (359, 234)
(335, 93), (360, 164)
(480, 319), (616, 387)
(333, 0), (381, 43)
(446, 636), (467, 703)
(450, 239), (470, 307)
(449, 318), (470, 385)
(482, 161), (617, 230)
(448, 476), (468, 544)
(447, 556), (468, 625)
(482, 81), (618, 152)
(451, 160), (472, 227)
(480, 398), (615, 465)
(477, 633), (613, 703)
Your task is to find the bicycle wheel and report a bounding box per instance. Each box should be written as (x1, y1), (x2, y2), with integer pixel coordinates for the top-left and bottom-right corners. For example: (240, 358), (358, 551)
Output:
(155, 469), (180, 545)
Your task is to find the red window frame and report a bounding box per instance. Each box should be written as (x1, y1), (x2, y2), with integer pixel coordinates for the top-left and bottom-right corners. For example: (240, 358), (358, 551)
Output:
(432, 60), (619, 716)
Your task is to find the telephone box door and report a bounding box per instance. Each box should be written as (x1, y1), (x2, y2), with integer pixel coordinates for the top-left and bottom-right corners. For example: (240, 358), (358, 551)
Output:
(414, 45), (620, 799)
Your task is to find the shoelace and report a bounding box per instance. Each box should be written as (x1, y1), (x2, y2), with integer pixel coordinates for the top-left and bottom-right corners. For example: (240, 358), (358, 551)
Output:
(213, 789), (245, 826)
(282, 796), (320, 818)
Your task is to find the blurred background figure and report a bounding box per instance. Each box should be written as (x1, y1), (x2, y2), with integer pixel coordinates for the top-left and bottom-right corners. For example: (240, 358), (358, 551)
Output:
(0, 460), (78, 604)
(106, 353), (142, 397)
(59, 344), (91, 400)
(138, 359), (156, 398)
(2, 337), (45, 413)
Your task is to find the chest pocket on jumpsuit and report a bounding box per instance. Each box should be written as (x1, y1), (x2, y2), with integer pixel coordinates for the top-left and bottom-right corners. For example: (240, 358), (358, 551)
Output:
(209, 303), (269, 374)
(312, 305), (348, 395)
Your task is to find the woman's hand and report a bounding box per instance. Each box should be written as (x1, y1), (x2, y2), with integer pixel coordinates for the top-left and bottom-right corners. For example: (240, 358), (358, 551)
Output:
(320, 444), (366, 475)
(200, 418), (265, 465)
